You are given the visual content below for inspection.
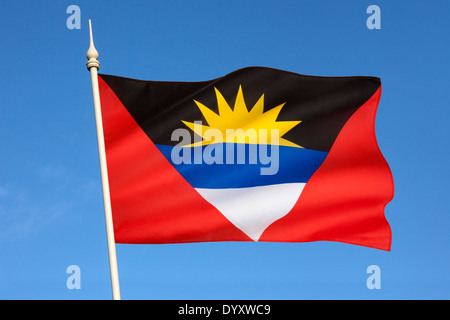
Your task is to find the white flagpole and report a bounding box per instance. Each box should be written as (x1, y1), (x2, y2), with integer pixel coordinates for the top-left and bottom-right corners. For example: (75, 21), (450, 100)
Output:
(86, 19), (121, 300)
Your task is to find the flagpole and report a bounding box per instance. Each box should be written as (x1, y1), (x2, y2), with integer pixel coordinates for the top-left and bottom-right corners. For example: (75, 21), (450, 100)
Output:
(86, 19), (121, 300)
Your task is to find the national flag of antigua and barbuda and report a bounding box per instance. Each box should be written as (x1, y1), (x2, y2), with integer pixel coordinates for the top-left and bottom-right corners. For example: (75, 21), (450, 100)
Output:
(97, 67), (394, 250)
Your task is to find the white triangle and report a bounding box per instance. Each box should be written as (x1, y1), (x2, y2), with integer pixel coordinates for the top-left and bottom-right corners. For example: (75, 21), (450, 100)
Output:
(195, 183), (305, 241)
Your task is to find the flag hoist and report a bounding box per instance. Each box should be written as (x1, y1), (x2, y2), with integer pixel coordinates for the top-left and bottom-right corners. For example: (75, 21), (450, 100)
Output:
(86, 19), (121, 300)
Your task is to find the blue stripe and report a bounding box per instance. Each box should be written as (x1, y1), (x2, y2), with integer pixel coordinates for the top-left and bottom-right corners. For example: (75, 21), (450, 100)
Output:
(155, 143), (328, 189)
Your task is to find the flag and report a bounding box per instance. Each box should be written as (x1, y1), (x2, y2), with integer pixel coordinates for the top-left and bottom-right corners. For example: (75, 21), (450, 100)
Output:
(97, 66), (394, 250)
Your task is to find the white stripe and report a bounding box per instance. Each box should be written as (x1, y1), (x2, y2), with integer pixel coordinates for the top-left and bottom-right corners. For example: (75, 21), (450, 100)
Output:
(195, 183), (305, 241)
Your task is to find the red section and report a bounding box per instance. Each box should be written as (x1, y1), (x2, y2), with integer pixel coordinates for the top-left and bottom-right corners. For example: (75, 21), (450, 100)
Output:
(98, 76), (251, 243)
(259, 87), (394, 250)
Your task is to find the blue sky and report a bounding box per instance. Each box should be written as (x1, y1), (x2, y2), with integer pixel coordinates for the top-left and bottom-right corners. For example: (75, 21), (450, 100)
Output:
(0, 0), (449, 300)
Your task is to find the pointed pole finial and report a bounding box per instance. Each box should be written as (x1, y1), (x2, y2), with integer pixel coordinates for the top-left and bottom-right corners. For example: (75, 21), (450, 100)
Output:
(86, 19), (100, 70)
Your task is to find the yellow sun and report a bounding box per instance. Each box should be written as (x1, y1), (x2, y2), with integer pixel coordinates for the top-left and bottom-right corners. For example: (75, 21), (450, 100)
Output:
(181, 85), (302, 148)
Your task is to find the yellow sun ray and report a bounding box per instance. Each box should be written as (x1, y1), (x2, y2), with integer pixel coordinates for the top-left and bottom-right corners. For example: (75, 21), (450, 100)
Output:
(182, 86), (303, 148)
